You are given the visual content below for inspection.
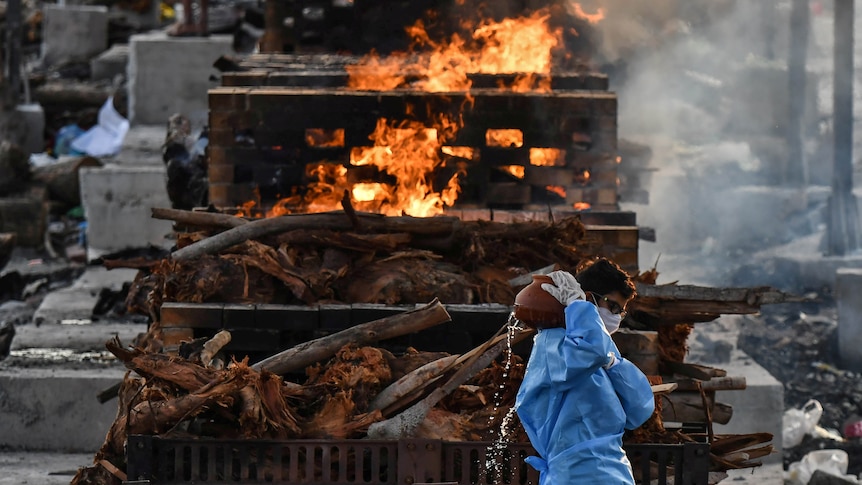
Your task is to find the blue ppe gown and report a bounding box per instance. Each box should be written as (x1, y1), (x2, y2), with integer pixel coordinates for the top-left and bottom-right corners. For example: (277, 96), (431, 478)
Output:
(514, 300), (655, 485)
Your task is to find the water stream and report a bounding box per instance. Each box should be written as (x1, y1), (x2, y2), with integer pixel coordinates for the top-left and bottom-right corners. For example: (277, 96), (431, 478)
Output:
(484, 313), (526, 483)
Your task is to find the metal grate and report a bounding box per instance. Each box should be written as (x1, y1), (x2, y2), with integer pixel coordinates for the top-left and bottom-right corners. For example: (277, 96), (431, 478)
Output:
(126, 436), (709, 485)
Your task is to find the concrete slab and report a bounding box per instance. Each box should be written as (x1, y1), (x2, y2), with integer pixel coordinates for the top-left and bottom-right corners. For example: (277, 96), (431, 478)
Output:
(128, 31), (233, 125)
(90, 43), (129, 82)
(32, 267), (139, 326)
(79, 165), (174, 260)
(713, 349), (785, 464)
(42, 5), (109, 67)
(108, 124), (167, 166)
(688, 316), (785, 464)
(0, 367), (124, 452)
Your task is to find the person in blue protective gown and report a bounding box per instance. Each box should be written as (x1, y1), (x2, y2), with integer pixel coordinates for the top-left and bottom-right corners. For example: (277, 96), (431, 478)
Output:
(514, 258), (655, 485)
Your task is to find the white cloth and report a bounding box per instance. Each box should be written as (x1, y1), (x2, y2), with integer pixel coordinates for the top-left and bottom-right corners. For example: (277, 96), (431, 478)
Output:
(71, 97), (129, 157)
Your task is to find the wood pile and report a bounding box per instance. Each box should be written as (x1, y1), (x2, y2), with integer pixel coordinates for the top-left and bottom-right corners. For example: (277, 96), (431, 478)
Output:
(122, 206), (607, 332)
(75, 207), (793, 485)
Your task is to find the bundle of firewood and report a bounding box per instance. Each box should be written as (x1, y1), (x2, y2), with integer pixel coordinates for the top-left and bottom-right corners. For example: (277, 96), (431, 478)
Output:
(119, 207), (597, 322)
(73, 301), (536, 484)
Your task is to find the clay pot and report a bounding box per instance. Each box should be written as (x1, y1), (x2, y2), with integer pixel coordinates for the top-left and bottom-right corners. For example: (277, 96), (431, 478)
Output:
(514, 275), (565, 329)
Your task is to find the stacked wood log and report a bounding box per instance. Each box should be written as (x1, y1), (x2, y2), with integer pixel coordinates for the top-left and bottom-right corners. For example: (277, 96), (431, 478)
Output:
(123, 207), (597, 336)
(82, 207), (791, 485)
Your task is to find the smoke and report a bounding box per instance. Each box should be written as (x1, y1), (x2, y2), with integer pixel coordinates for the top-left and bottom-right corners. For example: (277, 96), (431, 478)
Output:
(585, 0), (830, 287)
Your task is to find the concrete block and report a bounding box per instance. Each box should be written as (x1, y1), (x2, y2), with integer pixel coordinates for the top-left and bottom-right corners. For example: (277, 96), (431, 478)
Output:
(90, 44), (129, 82)
(32, 266), (139, 326)
(128, 32), (233, 125)
(836, 268), (862, 372)
(15, 103), (45, 155)
(714, 349), (785, 464)
(0, 367), (124, 452)
(42, 5), (108, 67)
(79, 165), (173, 259)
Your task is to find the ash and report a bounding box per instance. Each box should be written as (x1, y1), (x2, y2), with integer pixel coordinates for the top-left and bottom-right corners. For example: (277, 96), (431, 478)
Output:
(736, 295), (862, 475)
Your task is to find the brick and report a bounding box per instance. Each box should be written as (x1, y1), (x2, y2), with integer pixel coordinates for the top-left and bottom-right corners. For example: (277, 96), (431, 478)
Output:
(223, 303), (256, 329)
(319, 304), (352, 330)
(208, 163), (235, 184)
(162, 327), (195, 349)
(255, 304), (319, 330)
(160, 302), (224, 329)
(524, 166), (575, 186)
(208, 183), (234, 207)
(224, 328), (282, 353)
(486, 183), (531, 205)
(208, 128), (236, 147)
(208, 88), (249, 111)
(491, 210), (547, 223)
(597, 188), (618, 206)
(445, 304), (511, 336)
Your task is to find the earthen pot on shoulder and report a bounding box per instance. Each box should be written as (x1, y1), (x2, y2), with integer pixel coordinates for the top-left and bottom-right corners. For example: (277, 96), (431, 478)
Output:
(514, 275), (566, 329)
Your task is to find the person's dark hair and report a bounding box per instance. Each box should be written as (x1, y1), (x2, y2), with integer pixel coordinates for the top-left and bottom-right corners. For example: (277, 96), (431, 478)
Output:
(574, 257), (636, 299)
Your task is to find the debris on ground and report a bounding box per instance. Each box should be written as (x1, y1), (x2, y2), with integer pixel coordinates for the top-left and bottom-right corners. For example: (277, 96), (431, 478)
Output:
(738, 296), (862, 477)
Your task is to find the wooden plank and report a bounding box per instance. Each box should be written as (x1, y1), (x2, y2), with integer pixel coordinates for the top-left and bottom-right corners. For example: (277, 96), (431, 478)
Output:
(664, 361), (728, 380)
(636, 283), (797, 305)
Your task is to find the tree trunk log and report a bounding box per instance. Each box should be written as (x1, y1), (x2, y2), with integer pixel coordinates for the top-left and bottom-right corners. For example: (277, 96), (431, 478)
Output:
(251, 299), (451, 375)
(369, 354), (460, 412)
(366, 327), (534, 439)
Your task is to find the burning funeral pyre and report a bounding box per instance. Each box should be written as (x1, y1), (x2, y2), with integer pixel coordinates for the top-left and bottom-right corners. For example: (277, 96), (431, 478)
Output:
(73, 5), (789, 485)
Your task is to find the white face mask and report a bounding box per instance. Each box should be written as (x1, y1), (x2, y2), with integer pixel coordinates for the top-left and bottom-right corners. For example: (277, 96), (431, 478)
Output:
(598, 306), (622, 334)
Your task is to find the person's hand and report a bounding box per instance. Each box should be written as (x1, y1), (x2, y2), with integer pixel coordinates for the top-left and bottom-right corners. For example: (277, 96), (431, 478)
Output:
(540, 270), (586, 306)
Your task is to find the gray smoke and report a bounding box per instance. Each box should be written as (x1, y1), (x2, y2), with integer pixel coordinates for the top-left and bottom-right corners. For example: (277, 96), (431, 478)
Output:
(599, 0), (834, 288)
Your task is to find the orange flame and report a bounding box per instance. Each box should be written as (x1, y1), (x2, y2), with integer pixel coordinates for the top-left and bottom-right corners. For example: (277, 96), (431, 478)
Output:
(530, 148), (565, 166)
(486, 129), (523, 148)
(442, 146), (475, 159)
(347, 9), (562, 92)
(573, 202), (592, 211)
(546, 185), (566, 198)
(346, 116), (464, 217)
(306, 128), (345, 147)
(569, 3), (605, 25)
(501, 165), (525, 179)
